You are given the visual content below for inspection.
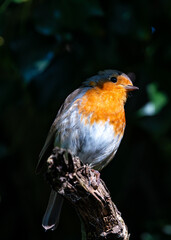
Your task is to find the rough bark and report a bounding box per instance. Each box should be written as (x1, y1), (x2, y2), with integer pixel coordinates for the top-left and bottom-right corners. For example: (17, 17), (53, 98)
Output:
(45, 147), (130, 240)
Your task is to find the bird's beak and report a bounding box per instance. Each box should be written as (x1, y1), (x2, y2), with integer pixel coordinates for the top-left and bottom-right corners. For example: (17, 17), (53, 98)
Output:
(124, 85), (139, 91)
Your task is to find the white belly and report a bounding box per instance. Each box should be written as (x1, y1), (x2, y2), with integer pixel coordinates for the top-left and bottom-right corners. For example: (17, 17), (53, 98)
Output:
(54, 106), (123, 170)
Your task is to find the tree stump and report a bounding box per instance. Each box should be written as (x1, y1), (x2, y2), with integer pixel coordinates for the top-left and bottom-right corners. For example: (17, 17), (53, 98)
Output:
(45, 147), (130, 240)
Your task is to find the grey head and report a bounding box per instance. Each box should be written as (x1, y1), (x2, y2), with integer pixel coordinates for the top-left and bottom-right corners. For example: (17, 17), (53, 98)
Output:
(83, 69), (132, 86)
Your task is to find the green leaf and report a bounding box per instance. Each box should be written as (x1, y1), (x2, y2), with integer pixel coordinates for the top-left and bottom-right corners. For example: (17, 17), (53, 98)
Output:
(137, 83), (168, 117)
(13, 0), (29, 3)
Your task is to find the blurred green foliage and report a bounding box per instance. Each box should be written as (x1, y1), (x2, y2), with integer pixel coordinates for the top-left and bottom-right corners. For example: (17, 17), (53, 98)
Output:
(138, 83), (168, 117)
(0, 0), (171, 240)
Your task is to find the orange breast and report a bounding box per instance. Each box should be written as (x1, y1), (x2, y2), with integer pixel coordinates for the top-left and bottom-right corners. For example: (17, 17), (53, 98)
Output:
(78, 82), (126, 135)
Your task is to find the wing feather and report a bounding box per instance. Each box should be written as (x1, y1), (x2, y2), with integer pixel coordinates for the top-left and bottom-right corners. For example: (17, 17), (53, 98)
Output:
(36, 88), (84, 173)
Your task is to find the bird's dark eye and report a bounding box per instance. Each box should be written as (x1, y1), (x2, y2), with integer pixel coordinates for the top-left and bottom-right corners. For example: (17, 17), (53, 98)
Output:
(110, 76), (117, 83)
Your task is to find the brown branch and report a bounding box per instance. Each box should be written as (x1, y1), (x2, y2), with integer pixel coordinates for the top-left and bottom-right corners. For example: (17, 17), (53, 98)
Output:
(45, 147), (130, 240)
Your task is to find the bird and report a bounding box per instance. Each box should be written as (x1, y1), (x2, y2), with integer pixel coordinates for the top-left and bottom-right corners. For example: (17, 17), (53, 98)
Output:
(36, 69), (138, 231)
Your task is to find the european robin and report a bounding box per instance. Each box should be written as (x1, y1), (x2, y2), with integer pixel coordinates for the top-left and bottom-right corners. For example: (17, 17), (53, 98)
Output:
(36, 69), (138, 231)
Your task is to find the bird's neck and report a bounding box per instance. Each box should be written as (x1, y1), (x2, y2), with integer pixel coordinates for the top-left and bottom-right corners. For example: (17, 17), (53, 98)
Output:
(78, 86), (126, 135)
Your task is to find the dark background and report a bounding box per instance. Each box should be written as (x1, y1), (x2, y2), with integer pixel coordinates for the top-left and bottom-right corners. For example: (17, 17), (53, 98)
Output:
(0, 0), (171, 239)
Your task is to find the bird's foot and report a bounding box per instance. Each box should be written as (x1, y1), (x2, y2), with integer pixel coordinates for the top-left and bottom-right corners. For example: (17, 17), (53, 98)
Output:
(89, 169), (100, 190)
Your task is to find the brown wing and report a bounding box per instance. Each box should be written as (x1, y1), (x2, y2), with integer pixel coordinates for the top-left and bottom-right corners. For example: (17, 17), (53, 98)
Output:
(35, 88), (84, 173)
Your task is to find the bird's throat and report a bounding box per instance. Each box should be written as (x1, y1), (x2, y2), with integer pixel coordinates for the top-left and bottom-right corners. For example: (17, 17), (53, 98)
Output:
(78, 87), (126, 135)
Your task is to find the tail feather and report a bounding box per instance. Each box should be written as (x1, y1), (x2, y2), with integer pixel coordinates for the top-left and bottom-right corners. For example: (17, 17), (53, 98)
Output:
(42, 190), (63, 231)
